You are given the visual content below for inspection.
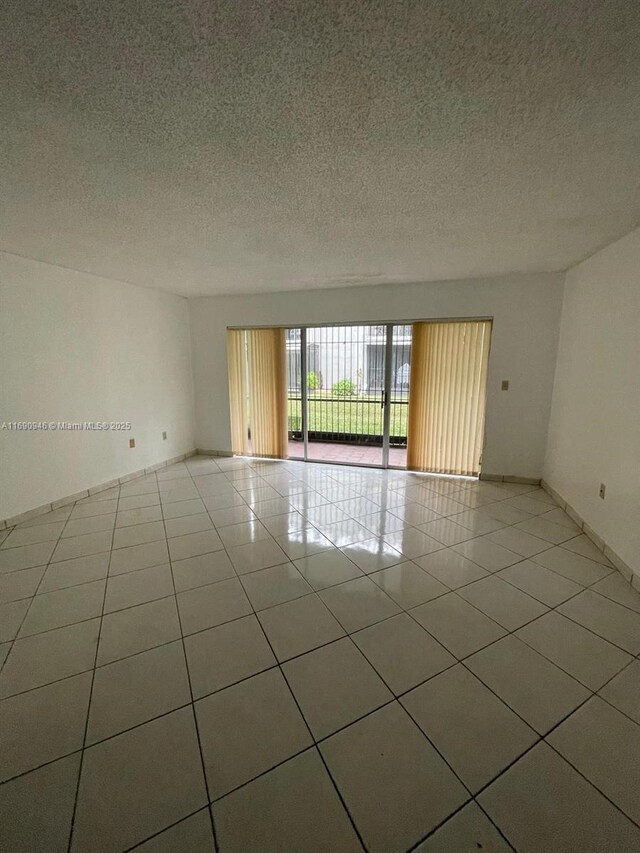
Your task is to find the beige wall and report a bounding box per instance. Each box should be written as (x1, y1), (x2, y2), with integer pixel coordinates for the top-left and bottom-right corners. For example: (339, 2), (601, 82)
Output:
(189, 272), (564, 480)
(0, 254), (195, 519)
(544, 229), (640, 575)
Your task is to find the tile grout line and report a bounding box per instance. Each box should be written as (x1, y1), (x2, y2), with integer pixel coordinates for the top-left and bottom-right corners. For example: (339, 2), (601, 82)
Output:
(122, 805), (213, 853)
(405, 795), (516, 853)
(592, 655), (640, 728)
(160, 468), (222, 853)
(65, 475), (123, 853)
(543, 733), (640, 832)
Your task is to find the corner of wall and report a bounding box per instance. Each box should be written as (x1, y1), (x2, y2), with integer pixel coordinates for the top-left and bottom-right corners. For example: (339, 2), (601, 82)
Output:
(541, 268), (568, 483)
(540, 228), (640, 578)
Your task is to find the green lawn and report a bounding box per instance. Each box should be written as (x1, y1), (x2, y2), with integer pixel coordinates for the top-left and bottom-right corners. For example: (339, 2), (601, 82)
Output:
(288, 393), (408, 437)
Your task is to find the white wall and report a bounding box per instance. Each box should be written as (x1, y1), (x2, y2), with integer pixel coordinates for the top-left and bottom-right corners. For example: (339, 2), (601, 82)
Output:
(0, 254), (195, 520)
(189, 272), (564, 479)
(544, 229), (640, 575)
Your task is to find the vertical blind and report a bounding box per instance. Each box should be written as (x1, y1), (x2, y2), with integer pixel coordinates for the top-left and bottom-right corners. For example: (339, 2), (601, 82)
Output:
(406, 321), (492, 476)
(227, 328), (288, 459)
(227, 329), (249, 455)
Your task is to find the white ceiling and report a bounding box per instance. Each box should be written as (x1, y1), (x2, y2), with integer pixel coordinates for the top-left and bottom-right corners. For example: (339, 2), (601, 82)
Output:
(1, 0), (639, 297)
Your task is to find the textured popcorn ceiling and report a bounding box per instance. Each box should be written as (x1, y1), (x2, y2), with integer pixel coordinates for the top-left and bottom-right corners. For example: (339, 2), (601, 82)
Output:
(1, 0), (639, 296)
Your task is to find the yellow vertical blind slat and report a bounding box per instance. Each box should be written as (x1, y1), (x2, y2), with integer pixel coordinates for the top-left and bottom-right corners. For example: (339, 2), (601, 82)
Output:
(406, 320), (492, 476)
(227, 329), (249, 455)
(245, 328), (288, 459)
(227, 327), (288, 459)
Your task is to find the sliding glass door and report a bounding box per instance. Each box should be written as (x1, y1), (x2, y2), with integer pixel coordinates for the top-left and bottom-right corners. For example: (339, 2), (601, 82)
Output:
(230, 319), (491, 475)
(306, 324), (385, 466)
(284, 324), (412, 468)
(388, 324), (412, 468)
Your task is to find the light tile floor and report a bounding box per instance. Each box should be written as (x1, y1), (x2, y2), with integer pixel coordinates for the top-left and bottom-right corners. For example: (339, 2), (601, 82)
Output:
(1, 456), (640, 852)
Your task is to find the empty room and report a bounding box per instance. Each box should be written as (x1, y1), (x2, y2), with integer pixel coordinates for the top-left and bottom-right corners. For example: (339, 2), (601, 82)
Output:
(1, 2), (639, 851)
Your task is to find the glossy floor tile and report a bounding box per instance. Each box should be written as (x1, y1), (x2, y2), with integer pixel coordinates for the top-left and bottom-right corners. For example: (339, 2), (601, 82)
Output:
(196, 668), (312, 798)
(479, 743), (640, 852)
(212, 749), (362, 853)
(402, 664), (537, 792)
(1, 456), (639, 852)
(547, 696), (640, 825)
(352, 612), (455, 694)
(465, 635), (590, 734)
(320, 702), (468, 852)
(71, 708), (207, 852)
(282, 637), (392, 738)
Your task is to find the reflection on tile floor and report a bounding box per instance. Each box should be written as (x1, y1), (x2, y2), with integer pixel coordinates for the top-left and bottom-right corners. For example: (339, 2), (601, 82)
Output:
(1, 456), (640, 852)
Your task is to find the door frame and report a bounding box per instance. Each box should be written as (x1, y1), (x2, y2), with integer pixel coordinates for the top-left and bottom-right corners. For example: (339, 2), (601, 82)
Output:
(381, 323), (394, 469)
(290, 322), (400, 470)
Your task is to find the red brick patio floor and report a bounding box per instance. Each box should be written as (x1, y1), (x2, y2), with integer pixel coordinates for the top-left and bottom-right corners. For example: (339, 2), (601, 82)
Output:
(287, 440), (407, 467)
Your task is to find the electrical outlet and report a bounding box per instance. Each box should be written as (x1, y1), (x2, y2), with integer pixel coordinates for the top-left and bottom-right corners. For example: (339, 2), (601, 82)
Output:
(501, 380), (509, 391)
(129, 438), (135, 449)
(599, 483), (606, 500)
(162, 431), (167, 440)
